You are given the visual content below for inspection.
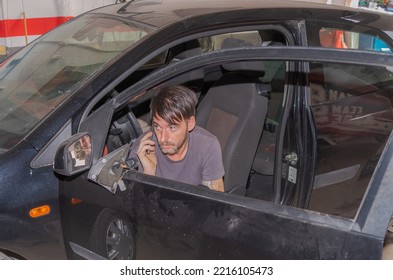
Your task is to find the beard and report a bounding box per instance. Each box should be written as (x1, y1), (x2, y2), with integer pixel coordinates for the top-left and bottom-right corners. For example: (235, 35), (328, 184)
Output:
(159, 141), (179, 155)
(159, 133), (188, 156)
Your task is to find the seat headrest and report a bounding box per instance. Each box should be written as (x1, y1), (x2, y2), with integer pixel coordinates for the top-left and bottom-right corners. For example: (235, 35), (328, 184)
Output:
(220, 38), (264, 77)
(175, 47), (202, 59)
(221, 38), (253, 49)
(174, 39), (202, 60)
(222, 61), (265, 77)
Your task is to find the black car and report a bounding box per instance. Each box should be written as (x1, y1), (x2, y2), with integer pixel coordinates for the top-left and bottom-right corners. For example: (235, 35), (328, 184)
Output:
(2, 0), (393, 260)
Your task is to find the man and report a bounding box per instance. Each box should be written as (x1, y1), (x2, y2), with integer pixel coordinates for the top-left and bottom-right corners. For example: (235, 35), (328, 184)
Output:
(129, 85), (224, 192)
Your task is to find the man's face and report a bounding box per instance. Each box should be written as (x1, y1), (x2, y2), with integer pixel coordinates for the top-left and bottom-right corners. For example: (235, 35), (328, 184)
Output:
(152, 114), (195, 158)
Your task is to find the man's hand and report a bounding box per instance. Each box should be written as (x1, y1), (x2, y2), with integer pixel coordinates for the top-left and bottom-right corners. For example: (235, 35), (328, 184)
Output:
(137, 131), (157, 175)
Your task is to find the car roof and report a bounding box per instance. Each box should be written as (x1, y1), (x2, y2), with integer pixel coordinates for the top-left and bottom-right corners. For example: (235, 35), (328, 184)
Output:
(90, 0), (393, 34)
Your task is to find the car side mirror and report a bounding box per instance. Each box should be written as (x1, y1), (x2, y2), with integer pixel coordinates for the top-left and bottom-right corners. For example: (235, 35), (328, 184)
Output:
(54, 133), (93, 176)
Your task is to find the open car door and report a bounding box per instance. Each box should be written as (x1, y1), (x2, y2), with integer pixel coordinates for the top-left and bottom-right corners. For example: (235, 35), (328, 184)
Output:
(56, 46), (393, 259)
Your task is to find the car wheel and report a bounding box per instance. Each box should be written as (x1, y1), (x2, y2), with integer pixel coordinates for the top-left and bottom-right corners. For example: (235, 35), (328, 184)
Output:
(90, 209), (135, 260)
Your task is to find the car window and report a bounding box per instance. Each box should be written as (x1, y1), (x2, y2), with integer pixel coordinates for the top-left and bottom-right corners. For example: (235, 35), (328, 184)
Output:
(199, 31), (262, 51)
(306, 22), (393, 52)
(116, 29), (288, 94)
(164, 29), (288, 63)
(198, 29), (286, 53)
(308, 62), (393, 218)
(0, 14), (154, 151)
(318, 28), (392, 52)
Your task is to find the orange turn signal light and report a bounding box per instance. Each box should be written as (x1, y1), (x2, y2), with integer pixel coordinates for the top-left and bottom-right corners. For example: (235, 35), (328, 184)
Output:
(70, 197), (82, 205)
(29, 205), (51, 218)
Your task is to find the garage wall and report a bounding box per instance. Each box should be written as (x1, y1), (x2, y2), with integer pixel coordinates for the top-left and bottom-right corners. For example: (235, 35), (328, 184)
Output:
(0, 0), (117, 55)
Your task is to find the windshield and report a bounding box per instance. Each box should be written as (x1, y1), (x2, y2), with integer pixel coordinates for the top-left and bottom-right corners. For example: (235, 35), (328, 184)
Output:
(0, 14), (153, 150)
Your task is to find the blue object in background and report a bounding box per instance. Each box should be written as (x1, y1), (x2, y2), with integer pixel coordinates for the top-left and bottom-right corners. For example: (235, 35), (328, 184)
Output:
(359, 33), (392, 52)
(374, 37), (392, 52)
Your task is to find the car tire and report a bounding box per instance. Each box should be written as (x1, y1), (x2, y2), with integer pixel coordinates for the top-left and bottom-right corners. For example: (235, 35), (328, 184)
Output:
(90, 209), (135, 260)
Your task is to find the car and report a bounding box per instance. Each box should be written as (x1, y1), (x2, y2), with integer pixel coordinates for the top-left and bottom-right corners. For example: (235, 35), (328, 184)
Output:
(1, 0), (393, 260)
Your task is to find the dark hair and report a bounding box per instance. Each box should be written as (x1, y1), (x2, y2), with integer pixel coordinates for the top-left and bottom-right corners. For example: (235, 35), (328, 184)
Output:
(150, 85), (198, 124)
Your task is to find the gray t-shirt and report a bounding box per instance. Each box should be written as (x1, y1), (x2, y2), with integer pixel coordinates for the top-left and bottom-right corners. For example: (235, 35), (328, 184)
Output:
(129, 126), (224, 186)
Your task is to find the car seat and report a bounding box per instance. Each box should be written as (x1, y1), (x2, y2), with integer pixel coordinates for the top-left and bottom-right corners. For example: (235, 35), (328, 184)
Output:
(196, 50), (270, 193)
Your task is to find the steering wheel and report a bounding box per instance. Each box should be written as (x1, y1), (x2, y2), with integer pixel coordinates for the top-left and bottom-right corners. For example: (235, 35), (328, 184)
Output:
(126, 108), (143, 138)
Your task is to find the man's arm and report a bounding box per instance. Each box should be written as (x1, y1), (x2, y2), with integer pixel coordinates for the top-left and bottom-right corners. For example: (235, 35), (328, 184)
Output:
(202, 178), (224, 192)
(200, 134), (225, 192)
